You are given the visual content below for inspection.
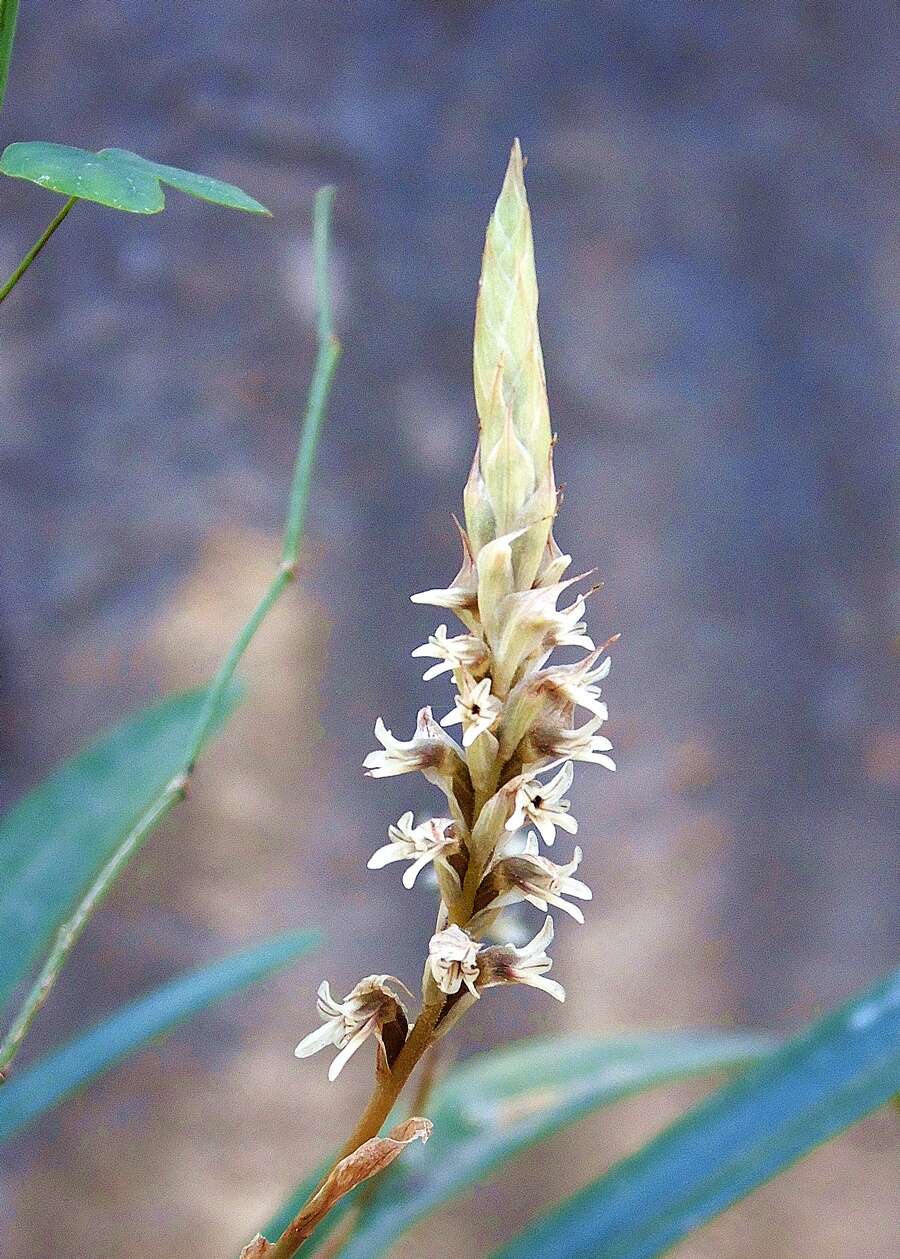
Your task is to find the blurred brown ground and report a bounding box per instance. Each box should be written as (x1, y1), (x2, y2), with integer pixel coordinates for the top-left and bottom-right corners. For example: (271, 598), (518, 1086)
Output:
(0, 2), (898, 1256)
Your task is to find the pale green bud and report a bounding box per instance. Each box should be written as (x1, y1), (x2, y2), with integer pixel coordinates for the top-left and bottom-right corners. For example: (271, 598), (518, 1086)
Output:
(470, 139), (554, 587)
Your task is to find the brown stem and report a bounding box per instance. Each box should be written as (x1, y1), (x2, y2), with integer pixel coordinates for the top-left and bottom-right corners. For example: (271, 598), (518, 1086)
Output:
(263, 995), (445, 1259)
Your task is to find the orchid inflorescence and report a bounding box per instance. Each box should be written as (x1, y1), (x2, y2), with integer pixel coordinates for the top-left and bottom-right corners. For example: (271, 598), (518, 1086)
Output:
(294, 141), (617, 1086)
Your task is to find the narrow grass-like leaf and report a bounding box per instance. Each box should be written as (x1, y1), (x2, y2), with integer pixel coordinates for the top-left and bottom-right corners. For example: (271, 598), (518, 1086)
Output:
(0, 685), (240, 1019)
(261, 1032), (774, 1259)
(0, 0), (20, 110)
(0, 142), (269, 214)
(493, 969), (900, 1259)
(0, 930), (319, 1143)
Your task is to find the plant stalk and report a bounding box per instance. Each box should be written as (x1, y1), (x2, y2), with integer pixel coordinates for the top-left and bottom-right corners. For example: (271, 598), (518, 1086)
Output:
(0, 196), (78, 305)
(0, 185), (339, 1079)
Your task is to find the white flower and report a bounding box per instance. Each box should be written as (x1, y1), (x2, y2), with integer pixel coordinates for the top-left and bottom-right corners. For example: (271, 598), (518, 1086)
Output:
(411, 624), (487, 681)
(363, 706), (462, 778)
(440, 673), (502, 747)
(550, 595), (595, 652)
(294, 976), (407, 1082)
(428, 924), (482, 997)
(479, 916), (565, 1002)
(506, 761), (578, 845)
(538, 650), (612, 719)
(485, 834), (593, 924)
(550, 716), (615, 770)
(367, 813), (458, 889)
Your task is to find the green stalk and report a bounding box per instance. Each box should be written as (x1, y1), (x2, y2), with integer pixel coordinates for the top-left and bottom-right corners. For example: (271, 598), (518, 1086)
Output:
(184, 184), (340, 765)
(0, 196), (78, 304)
(0, 0), (20, 110)
(0, 185), (340, 1079)
(0, 785), (184, 1078)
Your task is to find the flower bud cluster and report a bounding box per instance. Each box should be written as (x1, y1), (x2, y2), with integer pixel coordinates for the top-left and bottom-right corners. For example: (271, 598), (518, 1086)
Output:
(295, 141), (617, 1080)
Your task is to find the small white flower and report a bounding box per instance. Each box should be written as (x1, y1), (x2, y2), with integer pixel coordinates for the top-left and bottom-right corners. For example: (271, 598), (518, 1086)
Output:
(367, 813), (458, 889)
(363, 706), (462, 778)
(440, 673), (502, 747)
(550, 595), (596, 652)
(411, 624), (487, 681)
(551, 716), (615, 770)
(491, 834), (593, 923)
(539, 651), (612, 719)
(294, 976), (407, 1082)
(479, 916), (565, 1002)
(428, 924), (482, 997)
(505, 761), (578, 846)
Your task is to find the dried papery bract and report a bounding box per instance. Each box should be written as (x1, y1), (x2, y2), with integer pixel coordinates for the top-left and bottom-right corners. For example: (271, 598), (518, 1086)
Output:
(263, 140), (618, 1259)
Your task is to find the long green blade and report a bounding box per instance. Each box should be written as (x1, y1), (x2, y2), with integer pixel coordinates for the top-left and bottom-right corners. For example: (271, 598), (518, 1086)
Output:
(0, 685), (240, 1017)
(265, 1032), (775, 1259)
(494, 969), (900, 1259)
(0, 930), (318, 1143)
(0, 0), (19, 110)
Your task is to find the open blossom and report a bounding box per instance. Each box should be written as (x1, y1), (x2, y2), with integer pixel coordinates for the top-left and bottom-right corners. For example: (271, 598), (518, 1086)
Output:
(478, 916), (565, 1002)
(428, 924), (481, 997)
(480, 834), (592, 924)
(294, 976), (408, 1082)
(550, 716), (615, 770)
(367, 813), (458, 889)
(411, 624), (488, 681)
(506, 760), (578, 845)
(536, 650), (612, 719)
(440, 673), (502, 747)
(548, 595), (596, 652)
(363, 706), (462, 779)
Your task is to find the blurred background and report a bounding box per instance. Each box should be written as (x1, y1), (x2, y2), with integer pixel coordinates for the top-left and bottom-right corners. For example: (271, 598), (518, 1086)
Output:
(0, 2), (897, 1256)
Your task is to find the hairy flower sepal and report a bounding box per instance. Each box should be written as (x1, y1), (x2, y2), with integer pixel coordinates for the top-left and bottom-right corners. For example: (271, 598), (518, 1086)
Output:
(294, 976), (409, 1082)
(363, 706), (473, 825)
(367, 813), (461, 891)
(471, 834), (592, 926)
(477, 915), (565, 1002)
(517, 713), (615, 775)
(491, 576), (595, 695)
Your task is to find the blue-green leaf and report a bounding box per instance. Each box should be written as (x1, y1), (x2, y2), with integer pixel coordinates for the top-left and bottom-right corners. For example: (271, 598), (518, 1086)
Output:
(99, 149), (270, 214)
(0, 929), (319, 1143)
(0, 142), (270, 215)
(263, 1032), (775, 1259)
(0, 685), (240, 1018)
(493, 969), (900, 1259)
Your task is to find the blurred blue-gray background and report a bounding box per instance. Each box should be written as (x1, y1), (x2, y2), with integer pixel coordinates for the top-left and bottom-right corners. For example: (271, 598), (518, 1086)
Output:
(0, 3), (897, 1256)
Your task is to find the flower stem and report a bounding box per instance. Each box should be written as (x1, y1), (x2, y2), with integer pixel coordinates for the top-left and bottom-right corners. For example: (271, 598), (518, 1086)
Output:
(0, 196), (78, 305)
(263, 995), (445, 1259)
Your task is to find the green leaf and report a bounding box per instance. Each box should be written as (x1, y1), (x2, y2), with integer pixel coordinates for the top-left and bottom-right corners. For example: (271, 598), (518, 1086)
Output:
(493, 969), (900, 1259)
(0, 929), (319, 1143)
(99, 149), (271, 215)
(0, 685), (241, 1018)
(266, 1032), (775, 1259)
(0, 142), (270, 215)
(0, 142), (164, 212)
(0, 0), (20, 111)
